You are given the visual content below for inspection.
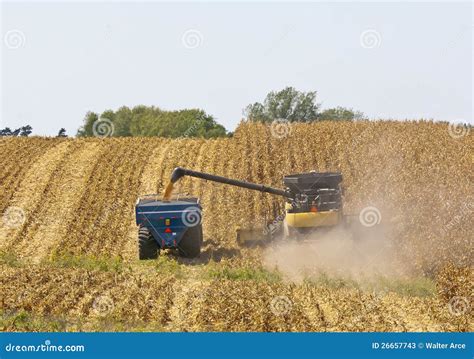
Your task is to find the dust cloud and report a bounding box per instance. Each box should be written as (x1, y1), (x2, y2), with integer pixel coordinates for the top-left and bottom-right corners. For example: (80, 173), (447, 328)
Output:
(263, 220), (410, 285)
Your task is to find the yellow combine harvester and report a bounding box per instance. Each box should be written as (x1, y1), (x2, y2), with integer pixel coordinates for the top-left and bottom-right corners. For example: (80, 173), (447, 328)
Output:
(166, 168), (344, 243)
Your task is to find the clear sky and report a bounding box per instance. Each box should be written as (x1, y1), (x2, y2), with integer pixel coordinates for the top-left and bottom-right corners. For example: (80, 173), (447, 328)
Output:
(1, 1), (472, 136)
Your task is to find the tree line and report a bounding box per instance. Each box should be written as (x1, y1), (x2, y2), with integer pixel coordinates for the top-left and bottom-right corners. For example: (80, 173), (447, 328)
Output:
(244, 87), (364, 122)
(1, 87), (365, 138)
(77, 107), (227, 138)
(0, 126), (67, 137)
(77, 87), (364, 138)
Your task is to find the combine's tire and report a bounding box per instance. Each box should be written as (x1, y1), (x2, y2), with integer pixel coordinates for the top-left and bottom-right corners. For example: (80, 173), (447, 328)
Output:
(178, 224), (202, 258)
(138, 226), (159, 260)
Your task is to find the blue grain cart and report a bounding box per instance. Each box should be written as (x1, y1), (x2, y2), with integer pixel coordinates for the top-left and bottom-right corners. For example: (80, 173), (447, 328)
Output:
(135, 197), (203, 259)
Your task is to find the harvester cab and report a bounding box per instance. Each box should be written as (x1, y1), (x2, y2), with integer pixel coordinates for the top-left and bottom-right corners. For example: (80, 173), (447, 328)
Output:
(282, 171), (343, 236)
(135, 167), (344, 259)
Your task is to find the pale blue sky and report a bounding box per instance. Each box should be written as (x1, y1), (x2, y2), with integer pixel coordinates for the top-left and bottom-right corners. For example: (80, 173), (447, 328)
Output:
(1, 1), (472, 135)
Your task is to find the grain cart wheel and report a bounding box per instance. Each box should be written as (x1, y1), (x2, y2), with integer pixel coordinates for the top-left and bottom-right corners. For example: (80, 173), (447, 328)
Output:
(178, 224), (202, 258)
(138, 226), (159, 260)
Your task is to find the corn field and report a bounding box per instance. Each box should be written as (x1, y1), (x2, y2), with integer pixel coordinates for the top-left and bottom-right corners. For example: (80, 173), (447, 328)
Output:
(0, 121), (472, 332)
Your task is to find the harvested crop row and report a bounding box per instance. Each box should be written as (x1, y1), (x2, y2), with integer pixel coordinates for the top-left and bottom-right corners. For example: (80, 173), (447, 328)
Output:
(58, 139), (159, 258)
(0, 138), (61, 213)
(1, 265), (471, 332)
(13, 140), (105, 260)
(0, 140), (76, 252)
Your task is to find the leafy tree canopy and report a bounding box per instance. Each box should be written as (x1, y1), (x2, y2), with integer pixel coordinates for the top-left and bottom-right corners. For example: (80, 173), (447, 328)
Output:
(244, 87), (365, 122)
(77, 106), (227, 138)
(245, 87), (319, 122)
(0, 125), (33, 137)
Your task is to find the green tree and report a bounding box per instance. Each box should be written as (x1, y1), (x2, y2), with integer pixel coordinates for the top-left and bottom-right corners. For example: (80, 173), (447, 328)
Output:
(77, 106), (227, 138)
(77, 112), (99, 137)
(0, 125), (33, 136)
(318, 107), (365, 121)
(19, 125), (33, 136)
(113, 106), (133, 136)
(0, 127), (12, 136)
(244, 87), (320, 122)
(57, 128), (67, 137)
